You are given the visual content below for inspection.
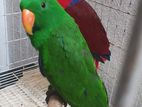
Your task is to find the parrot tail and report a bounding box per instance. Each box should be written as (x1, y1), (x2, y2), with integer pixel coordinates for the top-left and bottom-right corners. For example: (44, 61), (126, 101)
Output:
(93, 51), (111, 70)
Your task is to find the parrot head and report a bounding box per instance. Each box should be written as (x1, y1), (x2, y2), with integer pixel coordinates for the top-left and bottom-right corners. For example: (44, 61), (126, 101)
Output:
(20, 0), (68, 49)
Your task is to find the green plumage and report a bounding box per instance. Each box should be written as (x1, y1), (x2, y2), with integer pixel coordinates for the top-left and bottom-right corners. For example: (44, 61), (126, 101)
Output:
(20, 0), (108, 107)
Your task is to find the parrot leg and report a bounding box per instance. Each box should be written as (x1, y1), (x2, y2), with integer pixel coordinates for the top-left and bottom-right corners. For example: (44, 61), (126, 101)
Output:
(45, 85), (67, 107)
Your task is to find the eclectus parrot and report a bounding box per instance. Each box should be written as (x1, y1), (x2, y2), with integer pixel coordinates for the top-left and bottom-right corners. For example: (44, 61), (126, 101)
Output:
(20, 0), (109, 107)
(58, 0), (111, 68)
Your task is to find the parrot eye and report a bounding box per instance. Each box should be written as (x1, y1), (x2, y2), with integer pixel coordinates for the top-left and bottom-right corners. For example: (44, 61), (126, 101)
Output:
(41, 2), (46, 8)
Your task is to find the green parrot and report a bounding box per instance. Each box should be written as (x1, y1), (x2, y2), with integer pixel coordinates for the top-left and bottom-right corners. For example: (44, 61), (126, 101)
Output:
(20, 0), (109, 107)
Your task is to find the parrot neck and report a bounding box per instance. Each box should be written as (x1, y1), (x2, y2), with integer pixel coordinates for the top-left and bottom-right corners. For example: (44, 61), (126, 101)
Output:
(31, 14), (74, 50)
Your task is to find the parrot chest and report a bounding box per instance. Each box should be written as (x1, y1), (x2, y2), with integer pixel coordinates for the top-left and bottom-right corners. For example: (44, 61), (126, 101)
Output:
(41, 34), (79, 78)
(40, 34), (87, 101)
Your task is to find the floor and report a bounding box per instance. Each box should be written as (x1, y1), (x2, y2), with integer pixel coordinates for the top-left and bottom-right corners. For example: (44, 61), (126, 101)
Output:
(0, 68), (50, 107)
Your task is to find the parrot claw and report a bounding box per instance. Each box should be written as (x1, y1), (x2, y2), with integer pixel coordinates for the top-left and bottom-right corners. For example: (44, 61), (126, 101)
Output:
(45, 85), (67, 107)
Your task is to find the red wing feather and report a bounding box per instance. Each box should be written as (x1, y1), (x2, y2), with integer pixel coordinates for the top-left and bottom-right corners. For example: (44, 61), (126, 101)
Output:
(65, 0), (110, 56)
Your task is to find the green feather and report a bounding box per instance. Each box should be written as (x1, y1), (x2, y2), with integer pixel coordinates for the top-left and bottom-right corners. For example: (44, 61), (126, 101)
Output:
(20, 0), (108, 107)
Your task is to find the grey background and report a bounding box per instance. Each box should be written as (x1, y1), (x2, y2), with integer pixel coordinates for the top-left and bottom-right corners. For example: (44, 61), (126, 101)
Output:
(86, 0), (141, 106)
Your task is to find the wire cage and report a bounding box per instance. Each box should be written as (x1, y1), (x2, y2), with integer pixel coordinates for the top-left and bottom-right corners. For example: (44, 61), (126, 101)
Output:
(0, 0), (38, 89)
(0, 0), (141, 107)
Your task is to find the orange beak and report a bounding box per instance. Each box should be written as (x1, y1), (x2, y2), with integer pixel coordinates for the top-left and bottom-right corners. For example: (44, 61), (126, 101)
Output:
(22, 9), (35, 35)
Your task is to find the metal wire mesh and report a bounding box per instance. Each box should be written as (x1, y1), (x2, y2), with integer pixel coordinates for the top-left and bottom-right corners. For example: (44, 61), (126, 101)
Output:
(0, 69), (49, 107)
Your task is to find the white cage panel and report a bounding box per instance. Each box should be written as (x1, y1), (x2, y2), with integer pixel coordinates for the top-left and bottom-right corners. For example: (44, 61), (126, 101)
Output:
(0, 0), (38, 73)
(0, 0), (9, 72)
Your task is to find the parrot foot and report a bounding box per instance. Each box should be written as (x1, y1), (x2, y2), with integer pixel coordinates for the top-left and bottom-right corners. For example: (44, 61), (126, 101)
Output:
(45, 85), (67, 107)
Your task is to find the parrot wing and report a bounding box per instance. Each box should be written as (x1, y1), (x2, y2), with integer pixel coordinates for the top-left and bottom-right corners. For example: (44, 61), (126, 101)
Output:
(59, 0), (111, 63)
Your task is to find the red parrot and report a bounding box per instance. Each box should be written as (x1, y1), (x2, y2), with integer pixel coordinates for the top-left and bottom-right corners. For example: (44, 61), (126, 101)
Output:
(58, 0), (111, 69)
